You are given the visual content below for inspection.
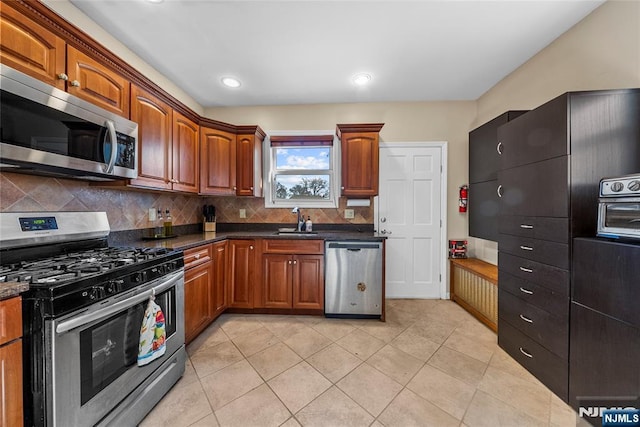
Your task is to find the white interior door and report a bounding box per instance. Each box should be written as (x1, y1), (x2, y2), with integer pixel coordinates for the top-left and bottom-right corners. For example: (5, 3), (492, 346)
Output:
(378, 143), (447, 299)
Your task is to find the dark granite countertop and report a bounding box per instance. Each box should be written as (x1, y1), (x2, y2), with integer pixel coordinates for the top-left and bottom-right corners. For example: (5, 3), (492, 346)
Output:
(0, 282), (29, 300)
(136, 230), (386, 251)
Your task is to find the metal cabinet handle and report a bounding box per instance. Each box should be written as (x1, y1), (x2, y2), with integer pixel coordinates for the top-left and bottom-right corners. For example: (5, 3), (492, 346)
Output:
(519, 347), (533, 358)
(497, 185), (503, 198)
(341, 186), (345, 190)
(496, 142), (503, 155)
(380, 217), (386, 223)
(288, 260), (292, 265)
(293, 260), (297, 265)
(249, 245), (254, 250)
(233, 186), (237, 191)
(194, 254), (200, 260)
(519, 245), (533, 251)
(520, 224), (534, 229)
(519, 287), (534, 295)
(57, 73), (69, 81)
(250, 187), (254, 191)
(70, 80), (80, 87)
(519, 314), (533, 323)
(519, 267), (533, 273)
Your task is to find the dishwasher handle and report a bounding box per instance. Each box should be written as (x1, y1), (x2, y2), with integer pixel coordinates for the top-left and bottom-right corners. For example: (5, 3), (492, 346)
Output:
(326, 241), (382, 250)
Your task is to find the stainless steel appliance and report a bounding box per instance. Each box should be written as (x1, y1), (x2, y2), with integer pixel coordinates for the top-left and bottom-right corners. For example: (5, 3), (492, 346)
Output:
(597, 174), (640, 240)
(325, 241), (383, 318)
(0, 212), (185, 427)
(0, 64), (138, 180)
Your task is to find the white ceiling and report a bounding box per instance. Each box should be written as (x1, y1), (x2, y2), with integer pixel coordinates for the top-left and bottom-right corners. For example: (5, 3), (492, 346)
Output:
(68, 0), (605, 108)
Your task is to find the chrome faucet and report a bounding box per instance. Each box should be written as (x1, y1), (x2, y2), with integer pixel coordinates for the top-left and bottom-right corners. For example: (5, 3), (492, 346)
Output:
(292, 207), (304, 231)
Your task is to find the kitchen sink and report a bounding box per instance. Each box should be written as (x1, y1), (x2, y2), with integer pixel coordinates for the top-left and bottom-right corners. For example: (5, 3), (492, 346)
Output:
(276, 228), (318, 235)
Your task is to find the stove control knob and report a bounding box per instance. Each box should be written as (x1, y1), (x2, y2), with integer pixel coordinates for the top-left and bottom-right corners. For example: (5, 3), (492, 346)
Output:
(132, 272), (144, 283)
(89, 287), (103, 301)
(105, 280), (123, 295)
(628, 180), (640, 192)
(611, 181), (624, 192)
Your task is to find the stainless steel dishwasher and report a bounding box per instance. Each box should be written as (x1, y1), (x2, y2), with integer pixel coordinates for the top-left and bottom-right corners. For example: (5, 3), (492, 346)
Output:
(325, 241), (383, 318)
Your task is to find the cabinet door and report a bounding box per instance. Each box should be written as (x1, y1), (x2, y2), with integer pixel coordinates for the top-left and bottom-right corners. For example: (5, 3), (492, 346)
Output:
(130, 85), (173, 190)
(469, 180), (500, 241)
(172, 111), (199, 193)
(498, 94), (568, 170)
(0, 5), (66, 90)
(341, 132), (379, 197)
(200, 127), (236, 195)
(212, 240), (228, 318)
(184, 261), (213, 344)
(498, 156), (569, 217)
(228, 240), (255, 308)
(66, 46), (130, 117)
(293, 255), (324, 310)
(236, 133), (261, 197)
(0, 340), (23, 427)
(262, 254), (293, 308)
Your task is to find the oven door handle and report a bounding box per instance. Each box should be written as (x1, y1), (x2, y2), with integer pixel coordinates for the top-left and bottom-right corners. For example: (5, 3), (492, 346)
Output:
(56, 270), (183, 334)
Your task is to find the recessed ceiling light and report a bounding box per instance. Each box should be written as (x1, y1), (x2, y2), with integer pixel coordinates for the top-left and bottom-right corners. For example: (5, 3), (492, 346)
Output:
(221, 77), (241, 88)
(352, 73), (372, 86)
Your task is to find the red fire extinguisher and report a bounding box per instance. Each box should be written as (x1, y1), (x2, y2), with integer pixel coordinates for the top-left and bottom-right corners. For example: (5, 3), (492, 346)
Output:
(459, 185), (468, 213)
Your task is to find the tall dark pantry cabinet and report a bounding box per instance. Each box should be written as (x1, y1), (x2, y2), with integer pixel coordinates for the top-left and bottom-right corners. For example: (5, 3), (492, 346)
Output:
(495, 89), (640, 402)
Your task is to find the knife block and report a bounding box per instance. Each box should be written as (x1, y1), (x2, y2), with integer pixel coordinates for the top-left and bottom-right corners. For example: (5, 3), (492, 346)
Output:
(204, 221), (216, 232)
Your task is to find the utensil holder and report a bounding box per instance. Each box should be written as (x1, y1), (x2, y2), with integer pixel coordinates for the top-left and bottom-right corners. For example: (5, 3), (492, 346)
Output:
(204, 221), (216, 232)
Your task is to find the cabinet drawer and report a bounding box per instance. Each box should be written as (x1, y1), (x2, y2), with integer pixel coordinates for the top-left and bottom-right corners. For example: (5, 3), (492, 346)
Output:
(263, 239), (324, 254)
(499, 234), (569, 269)
(573, 238), (640, 328)
(497, 94), (568, 170)
(498, 216), (569, 243)
(184, 245), (212, 269)
(499, 271), (569, 316)
(499, 252), (569, 296)
(499, 157), (568, 217)
(0, 296), (22, 345)
(499, 289), (568, 358)
(498, 320), (568, 401)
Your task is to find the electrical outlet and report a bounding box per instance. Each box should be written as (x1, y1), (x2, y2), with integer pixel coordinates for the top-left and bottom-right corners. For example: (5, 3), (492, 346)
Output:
(344, 209), (355, 219)
(149, 208), (157, 221)
(239, 209), (247, 219)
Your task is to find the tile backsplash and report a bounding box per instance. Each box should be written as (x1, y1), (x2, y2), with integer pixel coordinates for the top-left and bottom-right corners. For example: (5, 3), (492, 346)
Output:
(0, 172), (372, 231)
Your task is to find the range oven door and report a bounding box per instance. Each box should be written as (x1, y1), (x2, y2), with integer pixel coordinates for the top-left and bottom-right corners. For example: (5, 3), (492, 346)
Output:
(44, 270), (184, 427)
(597, 200), (640, 240)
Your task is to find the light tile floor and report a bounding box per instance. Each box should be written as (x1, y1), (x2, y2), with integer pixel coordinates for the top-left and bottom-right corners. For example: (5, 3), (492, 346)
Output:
(140, 299), (580, 427)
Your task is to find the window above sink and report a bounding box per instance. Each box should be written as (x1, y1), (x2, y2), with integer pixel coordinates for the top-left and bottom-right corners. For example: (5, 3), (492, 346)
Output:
(264, 131), (340, 209)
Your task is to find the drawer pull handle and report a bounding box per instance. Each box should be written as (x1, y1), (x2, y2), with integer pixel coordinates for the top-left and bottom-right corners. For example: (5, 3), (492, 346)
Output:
(519, 314), (533, 323)
(519, 245), (533, 251)
(519, 287), (534, 295)
(496, 142), (503, 155)
(520, 224), (534, 229)
(194, 254), (200, 260)
(519, 347), (533, 358)
(497, 185), (503, 198)
(519, 267), (533, 273)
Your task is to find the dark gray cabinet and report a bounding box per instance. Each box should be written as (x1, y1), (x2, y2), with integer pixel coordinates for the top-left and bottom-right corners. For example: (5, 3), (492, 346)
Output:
(497, 89), (640, 402)
(570, 238), (640, 425)
(469, 111), (526, 241)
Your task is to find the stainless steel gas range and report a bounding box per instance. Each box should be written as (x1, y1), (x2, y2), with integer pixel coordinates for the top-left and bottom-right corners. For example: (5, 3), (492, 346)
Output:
(0, 212), (185, 427)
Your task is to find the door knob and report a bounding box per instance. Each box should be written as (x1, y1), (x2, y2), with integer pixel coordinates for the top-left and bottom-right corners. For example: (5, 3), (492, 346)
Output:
(380, 217), (386, 223)
(380, 229), (392, 235)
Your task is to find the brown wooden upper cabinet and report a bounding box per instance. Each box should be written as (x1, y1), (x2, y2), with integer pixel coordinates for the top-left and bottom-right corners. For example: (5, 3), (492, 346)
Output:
(336, 123), (384, 197)
(130, 85), (199, 193)
(0, 6), (129, 117)
(200, 125), (265, 196)
(236, 126), (266, 197)
(200, 127), (237, 195)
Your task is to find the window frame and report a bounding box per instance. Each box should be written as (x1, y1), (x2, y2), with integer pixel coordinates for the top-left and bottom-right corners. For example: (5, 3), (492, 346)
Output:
(264, 130), (340, 209)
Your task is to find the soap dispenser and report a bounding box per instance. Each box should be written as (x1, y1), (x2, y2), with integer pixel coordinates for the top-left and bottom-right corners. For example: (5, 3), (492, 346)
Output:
(305, 216), (313, 232)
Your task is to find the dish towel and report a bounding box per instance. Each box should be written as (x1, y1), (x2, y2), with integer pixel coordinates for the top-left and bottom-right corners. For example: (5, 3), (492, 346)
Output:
(137, 296), (166, 367)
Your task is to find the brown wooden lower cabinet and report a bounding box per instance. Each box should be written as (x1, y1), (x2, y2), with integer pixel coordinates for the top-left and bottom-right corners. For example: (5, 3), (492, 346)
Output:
(228, 239), (257, 308)
(0, 296), (23, 427)
(184, 242), (229, 343)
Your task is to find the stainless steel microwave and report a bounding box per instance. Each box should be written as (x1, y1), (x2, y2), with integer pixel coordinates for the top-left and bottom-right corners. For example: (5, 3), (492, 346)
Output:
(0, 64), (138, 180)
(597, 174), (640, 240)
